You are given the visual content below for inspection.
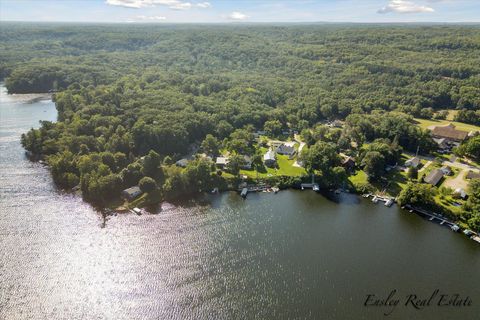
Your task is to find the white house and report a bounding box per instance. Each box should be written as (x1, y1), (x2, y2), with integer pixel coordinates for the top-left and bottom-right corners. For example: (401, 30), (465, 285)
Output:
(215, 156), (229, 169)
(263, 149), (276, 167)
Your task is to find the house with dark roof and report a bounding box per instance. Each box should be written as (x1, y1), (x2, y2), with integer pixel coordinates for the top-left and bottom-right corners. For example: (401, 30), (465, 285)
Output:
(431, 124), (468, 142)
(424, 169), (444, 186)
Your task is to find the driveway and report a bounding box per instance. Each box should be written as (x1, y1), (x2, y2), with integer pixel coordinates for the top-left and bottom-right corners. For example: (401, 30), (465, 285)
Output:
(443, 169), (469, 191)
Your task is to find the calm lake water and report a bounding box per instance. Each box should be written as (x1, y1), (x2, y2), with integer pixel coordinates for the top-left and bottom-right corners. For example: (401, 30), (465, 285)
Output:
(1, 85), (479, 320)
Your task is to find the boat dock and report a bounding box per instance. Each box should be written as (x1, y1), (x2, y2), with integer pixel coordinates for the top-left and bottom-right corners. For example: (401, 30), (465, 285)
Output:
(301, 183), (319, 191)
(238, 184), (278, 198)
(404, 205), (458, 230)
(363, 194), (395, 207)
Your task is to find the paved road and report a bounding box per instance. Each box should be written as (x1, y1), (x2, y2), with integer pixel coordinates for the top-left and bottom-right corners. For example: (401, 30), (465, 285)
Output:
(443, 160), (480, 172)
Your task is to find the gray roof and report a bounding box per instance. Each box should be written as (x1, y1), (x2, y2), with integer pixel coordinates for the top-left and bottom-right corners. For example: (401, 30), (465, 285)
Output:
(175, 159), (189, 167)
(405, 157), (420, 168)
(276, 144), (295, 154)
(424, 169), (444, 186)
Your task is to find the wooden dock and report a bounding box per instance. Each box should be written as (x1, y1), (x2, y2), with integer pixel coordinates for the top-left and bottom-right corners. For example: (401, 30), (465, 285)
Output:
(404, 205), (458, 230)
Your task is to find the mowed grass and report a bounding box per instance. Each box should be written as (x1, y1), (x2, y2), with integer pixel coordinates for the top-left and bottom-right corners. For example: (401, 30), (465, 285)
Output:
(414, 118), (480, 132)
(348, 169), (409, 196)
(240, 154), (306, 178)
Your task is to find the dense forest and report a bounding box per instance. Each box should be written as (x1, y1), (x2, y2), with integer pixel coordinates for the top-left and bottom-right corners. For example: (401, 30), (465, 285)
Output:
(2, 23), (480, 229)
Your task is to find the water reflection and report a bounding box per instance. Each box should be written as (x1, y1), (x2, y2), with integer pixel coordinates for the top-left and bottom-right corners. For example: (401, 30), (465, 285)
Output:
(1, 87), (479, 320)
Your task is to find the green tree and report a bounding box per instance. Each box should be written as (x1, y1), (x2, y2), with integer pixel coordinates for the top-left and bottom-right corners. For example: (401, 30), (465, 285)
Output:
(264, 120), (283, 137)
(139, 176), (158, 194)
(201, 134), (220, 157)
(362, 151), (385, 181)
(398, 182), (436, 209)
(301, 141), (340, 186)
(407, 167), (418, 180)
(142, 150), (162, 180)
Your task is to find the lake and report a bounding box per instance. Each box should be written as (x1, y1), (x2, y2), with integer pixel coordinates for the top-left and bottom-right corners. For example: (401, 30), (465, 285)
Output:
(1, 85), (479, 320)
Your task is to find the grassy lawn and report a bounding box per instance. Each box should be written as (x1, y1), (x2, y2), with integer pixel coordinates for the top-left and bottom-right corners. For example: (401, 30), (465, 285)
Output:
(413, 117), (480, 132)
(240, 153), (306, 178)
(446, 110), (458, 121)
(348, 169), (409, 196)
(434, 194), (463, 216)
(349, 170), (368, 185)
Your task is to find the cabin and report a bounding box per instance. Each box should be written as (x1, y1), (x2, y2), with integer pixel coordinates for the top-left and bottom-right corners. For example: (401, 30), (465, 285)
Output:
(263, 149), (277, 167)
(431, 124), (468, 143)
(122, 186), (143, 201)
(275, 144), (296, 156)
(405, 157), (420, 169)
(175, 158), (189, 168)
(424, 169), (444, 186)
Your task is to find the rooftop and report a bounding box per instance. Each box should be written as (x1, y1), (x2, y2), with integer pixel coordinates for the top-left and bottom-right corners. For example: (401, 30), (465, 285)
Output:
(424, 168), (444, 186)
(431, 124), (468, 141)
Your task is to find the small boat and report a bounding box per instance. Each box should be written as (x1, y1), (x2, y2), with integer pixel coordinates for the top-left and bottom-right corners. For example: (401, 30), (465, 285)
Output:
(463, 229), (474, 237)
(385, 199), (394, 207)
(471, 236), (480, 243)
(272, 187), (279, 194)
(312, 185), (320, 192)
(240, 188), (248, 199)
(133, 207), (142, 215)
(450, 224), (460, 232)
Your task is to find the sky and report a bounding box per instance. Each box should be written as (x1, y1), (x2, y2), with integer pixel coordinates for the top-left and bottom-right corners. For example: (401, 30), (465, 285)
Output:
(0, 0), (479, 23)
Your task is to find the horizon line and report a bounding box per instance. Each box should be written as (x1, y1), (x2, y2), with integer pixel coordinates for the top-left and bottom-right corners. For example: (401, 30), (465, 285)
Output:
(1, 20), (480, 25)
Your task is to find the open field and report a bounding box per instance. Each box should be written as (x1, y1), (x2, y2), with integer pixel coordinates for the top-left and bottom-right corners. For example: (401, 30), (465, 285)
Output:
(413, 118), (480, 132)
